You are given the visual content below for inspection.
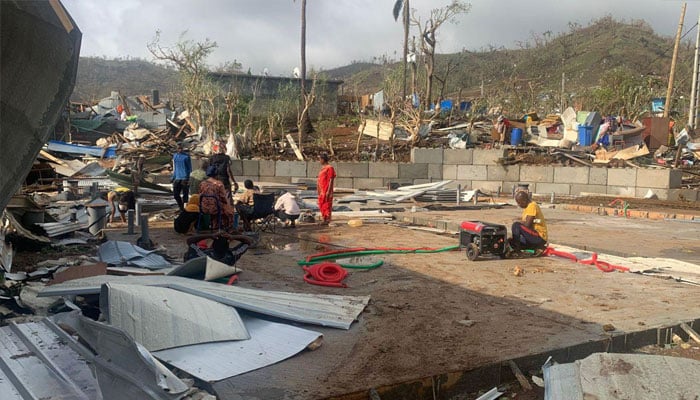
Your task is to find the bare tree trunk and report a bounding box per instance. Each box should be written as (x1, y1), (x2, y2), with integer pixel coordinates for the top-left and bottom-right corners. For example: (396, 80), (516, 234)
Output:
(402, 0), (410, 100)
(298, 0), (313, 150)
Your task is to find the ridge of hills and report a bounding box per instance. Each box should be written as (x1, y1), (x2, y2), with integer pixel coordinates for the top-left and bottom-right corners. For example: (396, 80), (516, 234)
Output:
(73, 16), (694, 104)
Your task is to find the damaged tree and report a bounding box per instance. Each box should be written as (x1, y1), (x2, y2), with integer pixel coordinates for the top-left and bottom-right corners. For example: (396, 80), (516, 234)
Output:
(412, 0), (470, 107)
(147, 31), (217, 137)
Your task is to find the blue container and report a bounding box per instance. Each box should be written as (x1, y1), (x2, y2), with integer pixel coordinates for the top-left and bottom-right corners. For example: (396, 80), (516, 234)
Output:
(510, 127), (523, 146)
(578, 125), (593, 146)
(651, 97), (665, 113)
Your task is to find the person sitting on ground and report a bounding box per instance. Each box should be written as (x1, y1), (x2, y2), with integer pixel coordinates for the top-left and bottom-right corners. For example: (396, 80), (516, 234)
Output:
(198, 165), (236, 230)
(509, 191), (548, 253)
(173, 194), (201, 234)
(235, 179), (259, 231)
(274, 190), (301, 228)
(107, 188), (135, 224)
(184, 232), (255, 266)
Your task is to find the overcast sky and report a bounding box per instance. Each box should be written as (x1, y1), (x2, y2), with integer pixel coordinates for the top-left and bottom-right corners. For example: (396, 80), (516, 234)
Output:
(63, 0), (700, 76)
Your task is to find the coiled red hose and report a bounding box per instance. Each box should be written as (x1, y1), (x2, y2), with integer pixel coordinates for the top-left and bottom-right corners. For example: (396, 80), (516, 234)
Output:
(303, 262), (348, 288)
(542, 247), (629, 273)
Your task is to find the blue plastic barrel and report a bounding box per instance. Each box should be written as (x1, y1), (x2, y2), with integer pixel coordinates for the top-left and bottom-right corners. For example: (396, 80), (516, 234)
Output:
(577, 125), (593, 146)
(510, 128), (523, 146)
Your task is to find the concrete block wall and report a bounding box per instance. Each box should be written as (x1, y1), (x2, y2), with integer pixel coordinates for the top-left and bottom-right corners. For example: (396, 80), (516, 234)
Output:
(223, 147), (692, 201)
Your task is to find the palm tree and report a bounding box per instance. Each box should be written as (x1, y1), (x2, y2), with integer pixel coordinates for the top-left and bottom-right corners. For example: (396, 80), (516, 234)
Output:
(393, 0), (410, 100)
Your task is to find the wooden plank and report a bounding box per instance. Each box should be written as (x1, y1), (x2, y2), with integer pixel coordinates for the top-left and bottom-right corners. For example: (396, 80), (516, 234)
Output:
(286, 134), (304, 161)
(359, 119), (393, 140)
(507, 360), (532, 391)
(680, 322), (700, 344)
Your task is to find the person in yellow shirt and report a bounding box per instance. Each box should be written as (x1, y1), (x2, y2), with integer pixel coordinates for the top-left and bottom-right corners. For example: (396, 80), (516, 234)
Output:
(509, 191), (548, 253)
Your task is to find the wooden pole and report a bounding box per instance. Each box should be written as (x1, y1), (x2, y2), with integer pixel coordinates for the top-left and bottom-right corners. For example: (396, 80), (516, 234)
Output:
(688, 13), (700, 129)
(664, 2), (687, 118)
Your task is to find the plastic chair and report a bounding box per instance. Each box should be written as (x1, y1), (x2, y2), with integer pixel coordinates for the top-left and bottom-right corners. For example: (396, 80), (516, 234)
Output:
(249, 193), (277, 233)
(197, 194), (223, 232)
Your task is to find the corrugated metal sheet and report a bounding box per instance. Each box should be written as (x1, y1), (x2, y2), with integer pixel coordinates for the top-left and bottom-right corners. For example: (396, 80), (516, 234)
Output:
(0, 320), (101, 400)
(101, 283), (249, 351)
(39, 275), (370, 329)
(154, 315), (322, 382)
(98, 241), (171, 269)
(52, 311), (189, 399)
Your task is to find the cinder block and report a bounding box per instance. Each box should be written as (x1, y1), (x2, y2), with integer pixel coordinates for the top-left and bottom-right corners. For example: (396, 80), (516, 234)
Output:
(570, 184), (607, 195)
(607, 185), (635, 197)
(428, 164), (443, 180)
(229, 159), (244, 176)
(336, 162), (369, 178)
(444, 180), (471, 190)
(471, 180), (503, 192)
(443, 165), (458, 180)
(535, 183), (571, 195)
(411, 148), (444, 164)
(443, 149), (473, 165)
(275, 161), (306, 177)
(520, 166), (554, 183)
(369, 162), (399, 178)
(636, 168), (683, 189)
(457, 165), (487, 180)
(258, 176), (291, 184)
(241, 160), (258, 176)
(553, 166), (588, 184)
(306, 161), (321, 178)
(472, 149), (505, 165)
(335, 178), (354, 189)
(667, 189), (699, 202)
(487, 165), (520, 181)
(607, 168), (636, 187)
(635, 187), (670, 200)
(398, 163), (428, 179)
(588, 167), (608, 185)
(259, 160), (275, 176)
(354, 178), (384, 190)
(384, 178), (413, 188)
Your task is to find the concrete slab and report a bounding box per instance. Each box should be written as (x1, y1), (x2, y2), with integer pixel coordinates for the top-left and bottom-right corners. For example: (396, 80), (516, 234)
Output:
(636, 168), (682, 189)
(472, 149), (504, 165)
(428, 164), (443, 181)
(588, 167), (608, 185)
(443, 164), (458, 180)
(607, 168), (636, 187)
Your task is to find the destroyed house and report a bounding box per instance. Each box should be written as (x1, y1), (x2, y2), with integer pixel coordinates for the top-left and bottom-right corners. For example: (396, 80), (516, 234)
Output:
(209, 73), (343, 118)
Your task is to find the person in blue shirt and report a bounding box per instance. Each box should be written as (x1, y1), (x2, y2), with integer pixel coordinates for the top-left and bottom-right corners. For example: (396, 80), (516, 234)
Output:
(172, 144), (192, 211)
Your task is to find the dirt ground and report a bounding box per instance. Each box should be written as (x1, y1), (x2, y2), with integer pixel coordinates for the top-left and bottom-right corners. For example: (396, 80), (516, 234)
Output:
(91, 202), (699, 400)
(10, 201), (700, 400)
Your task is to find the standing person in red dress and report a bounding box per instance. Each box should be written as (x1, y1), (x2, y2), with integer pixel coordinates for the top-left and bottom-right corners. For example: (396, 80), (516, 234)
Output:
(317, 153), (336, 225)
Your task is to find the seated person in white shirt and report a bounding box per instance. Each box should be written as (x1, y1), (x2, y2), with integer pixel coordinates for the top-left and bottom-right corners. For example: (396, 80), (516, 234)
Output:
(274, 190), (301, 228)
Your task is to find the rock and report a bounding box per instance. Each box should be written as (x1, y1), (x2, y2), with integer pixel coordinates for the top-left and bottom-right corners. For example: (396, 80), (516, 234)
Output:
(457, 319), (476, 327)
(602, 324), (616, 332)
(513, 266), (524, 277)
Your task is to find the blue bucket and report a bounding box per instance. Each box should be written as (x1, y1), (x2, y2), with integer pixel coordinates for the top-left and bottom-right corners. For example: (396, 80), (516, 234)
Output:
(577, 125), (593, 146)
(510, 128), (523, 146)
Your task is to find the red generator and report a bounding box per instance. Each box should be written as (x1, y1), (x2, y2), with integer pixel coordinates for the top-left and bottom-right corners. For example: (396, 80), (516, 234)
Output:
(459, 221), (508, 261)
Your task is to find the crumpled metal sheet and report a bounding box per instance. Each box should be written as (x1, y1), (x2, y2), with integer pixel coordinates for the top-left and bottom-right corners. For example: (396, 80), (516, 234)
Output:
(154, 315), (322, 382)
(39, 275), (370, 329)
(98, 240), (171, 269)
(0, 320), (101, 400)
(52, 311), (189, 399)
(100, 283), (249, 351)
